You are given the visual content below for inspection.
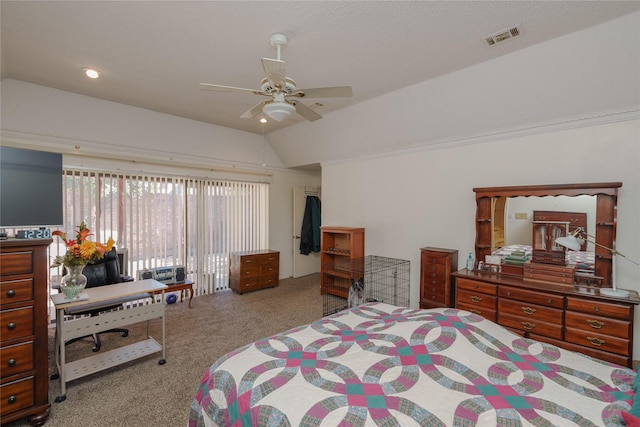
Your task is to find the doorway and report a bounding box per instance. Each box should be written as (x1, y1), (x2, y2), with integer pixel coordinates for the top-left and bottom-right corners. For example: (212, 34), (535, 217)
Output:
(292, 185), (321, 278)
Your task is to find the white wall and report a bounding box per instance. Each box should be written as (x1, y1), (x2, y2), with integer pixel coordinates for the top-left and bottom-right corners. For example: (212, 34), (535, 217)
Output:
(322, 118), (640, 354)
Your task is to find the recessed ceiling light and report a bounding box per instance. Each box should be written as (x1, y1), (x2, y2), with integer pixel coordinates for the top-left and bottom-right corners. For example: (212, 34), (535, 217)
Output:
(83, 68), (100, 79)
(260, 118), (267, 124)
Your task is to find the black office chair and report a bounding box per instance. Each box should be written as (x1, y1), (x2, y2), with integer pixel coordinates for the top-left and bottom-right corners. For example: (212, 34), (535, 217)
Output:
(63, 248), (134, 352)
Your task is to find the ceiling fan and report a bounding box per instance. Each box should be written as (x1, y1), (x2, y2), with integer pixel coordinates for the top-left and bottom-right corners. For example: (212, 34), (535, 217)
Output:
(200, 33), (352, 122)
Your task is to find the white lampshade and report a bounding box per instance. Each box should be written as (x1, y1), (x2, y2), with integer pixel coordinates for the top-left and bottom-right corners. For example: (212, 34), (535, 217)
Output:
(263, 102), (295, 121)
(555, 235), (583, 251)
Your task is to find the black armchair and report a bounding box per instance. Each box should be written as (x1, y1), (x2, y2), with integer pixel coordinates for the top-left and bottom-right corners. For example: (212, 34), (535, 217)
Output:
(64, 248), (134, 352)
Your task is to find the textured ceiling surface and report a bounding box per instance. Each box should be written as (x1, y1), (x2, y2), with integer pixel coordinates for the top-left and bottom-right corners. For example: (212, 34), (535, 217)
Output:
(2, 1), (639, 135)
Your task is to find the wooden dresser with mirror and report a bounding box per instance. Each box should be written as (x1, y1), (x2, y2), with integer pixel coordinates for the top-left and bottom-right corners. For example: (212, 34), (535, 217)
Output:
(452, 182), (640, 367)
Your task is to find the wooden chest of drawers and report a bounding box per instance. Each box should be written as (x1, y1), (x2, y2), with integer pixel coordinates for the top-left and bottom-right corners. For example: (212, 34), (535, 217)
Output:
(419, 247), (458, 309)
(1, 239), (51, 426)
(452, 269), (639, 367)
(229, 250), (279, 294)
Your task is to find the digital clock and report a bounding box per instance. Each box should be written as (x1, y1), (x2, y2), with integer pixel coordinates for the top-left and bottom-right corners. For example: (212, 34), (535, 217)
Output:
(16, 229), (52, 239)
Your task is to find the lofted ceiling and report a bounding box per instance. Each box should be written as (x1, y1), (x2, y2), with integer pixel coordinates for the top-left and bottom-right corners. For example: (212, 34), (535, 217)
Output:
(2, 1), (639, 136)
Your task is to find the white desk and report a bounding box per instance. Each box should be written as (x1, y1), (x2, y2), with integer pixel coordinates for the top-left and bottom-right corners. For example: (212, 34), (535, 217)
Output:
(51, 279), (167, 402)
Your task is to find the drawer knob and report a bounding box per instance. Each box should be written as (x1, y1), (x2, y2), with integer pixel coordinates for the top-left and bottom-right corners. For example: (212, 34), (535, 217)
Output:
(587, 319), (605, 329)
(593, 306), (600, 312)
(546, 299), (552, 305)
(470, 296), (482, 303)
(8, 358), (17, 367)
(587, 336), (604, 347)
(8, 395), (17, 404)
(521, 307), (536, 315)
(521, 322), (535, 330)
(7, 322), (17, 330)
(6, 289), (16, 298)
(506, 291), (511, 296)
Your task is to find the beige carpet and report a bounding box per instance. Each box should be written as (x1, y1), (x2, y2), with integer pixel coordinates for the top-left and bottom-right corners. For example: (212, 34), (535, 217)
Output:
(6, 274), (322, 427)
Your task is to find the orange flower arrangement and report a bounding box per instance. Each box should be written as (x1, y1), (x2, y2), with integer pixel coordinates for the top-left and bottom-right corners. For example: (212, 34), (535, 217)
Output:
(50, 221), (115, 268)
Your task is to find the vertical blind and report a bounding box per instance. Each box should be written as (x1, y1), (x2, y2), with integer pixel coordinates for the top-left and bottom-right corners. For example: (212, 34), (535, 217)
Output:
(51, 170), (269, 295)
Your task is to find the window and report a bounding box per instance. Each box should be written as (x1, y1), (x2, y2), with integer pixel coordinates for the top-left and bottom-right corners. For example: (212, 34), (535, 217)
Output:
(50, 170), (269, 295)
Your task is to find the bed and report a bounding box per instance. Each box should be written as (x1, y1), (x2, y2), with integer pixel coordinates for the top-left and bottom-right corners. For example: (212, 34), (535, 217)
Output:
(189, 302), (637, 426)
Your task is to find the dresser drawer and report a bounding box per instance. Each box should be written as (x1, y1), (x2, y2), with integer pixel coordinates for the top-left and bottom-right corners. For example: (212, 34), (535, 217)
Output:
(422, 288), (447, 306)
(1, 279), (34, 306)
(499, 312), (563, 340)
(261, 275), (279, 288)
(565, 311), (631, 340)
(421, 251), (450, 266)
(456, 288), (497, 310)
(498, 299), (563, 324)
(0, 252), (33, 277)
(238, 265), (261, 279)
(0, 376), (34, 417)
(235, 278), (262, 292)
(422, 264), (449, 280)
(456, 302), (496, 322)
(262, 253), (279, 265)
(456, 278), (497, 295)
(565, 328), (630, 356)
(261, 263), (278, 277)
(499, 286), (564, 309)
(566, 297), (632, 321)
(1, 341), (34, 378)
(559, 340), (630, 367)
(239, 254), (264, 266)
(0, 307), (34, 342)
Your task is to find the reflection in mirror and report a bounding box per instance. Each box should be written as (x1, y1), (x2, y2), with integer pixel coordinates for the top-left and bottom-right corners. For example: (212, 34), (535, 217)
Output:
(493, 195), (596, 250)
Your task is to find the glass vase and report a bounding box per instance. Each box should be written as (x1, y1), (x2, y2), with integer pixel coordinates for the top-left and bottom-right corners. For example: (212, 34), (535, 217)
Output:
(60, 263), (88, 300)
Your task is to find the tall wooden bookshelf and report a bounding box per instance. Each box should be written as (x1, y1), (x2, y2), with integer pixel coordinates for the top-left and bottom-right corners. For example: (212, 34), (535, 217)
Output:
(320, 227), (365, 298)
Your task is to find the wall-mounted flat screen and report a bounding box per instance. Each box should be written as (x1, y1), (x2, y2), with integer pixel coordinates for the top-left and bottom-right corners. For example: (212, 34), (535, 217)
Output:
(0, 146), (63, 228)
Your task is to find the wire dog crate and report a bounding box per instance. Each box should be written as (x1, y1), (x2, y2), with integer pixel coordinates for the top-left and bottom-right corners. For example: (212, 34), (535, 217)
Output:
(322, 255), (410, 317)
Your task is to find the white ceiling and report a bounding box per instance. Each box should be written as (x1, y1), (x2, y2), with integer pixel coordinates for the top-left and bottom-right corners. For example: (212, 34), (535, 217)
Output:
(2, 1), (639, 135)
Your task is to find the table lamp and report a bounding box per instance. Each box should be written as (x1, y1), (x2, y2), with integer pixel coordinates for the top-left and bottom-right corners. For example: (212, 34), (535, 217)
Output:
(556, 227), (639, 297)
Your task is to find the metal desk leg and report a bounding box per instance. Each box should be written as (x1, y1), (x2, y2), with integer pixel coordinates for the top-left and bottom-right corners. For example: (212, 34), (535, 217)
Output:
(53, 308), (67, 402)
(159, 290), (166, 365)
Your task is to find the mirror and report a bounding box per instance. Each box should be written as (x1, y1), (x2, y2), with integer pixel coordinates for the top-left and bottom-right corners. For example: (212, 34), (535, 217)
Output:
(496, 195), (596, 250)
(473, 182), (622, 286)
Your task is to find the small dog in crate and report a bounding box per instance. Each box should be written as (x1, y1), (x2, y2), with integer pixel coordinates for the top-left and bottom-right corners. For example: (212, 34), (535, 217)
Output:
(348, 277), (365, 308)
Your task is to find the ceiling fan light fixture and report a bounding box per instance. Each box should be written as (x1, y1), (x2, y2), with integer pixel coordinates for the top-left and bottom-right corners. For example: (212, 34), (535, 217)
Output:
(263, 102), (295, 121)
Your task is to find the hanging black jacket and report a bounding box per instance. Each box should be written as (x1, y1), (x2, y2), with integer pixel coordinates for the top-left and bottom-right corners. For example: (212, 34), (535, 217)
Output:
(300, 196), (321, 255)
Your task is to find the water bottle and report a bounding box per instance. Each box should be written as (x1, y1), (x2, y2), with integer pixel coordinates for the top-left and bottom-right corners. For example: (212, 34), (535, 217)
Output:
(466, 252), (474, 271)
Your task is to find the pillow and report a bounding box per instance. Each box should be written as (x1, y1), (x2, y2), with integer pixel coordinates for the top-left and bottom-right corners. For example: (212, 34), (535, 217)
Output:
(625, 372), (640, 425)
(630, 373), (640, 415)
(622, 411), (640, 427)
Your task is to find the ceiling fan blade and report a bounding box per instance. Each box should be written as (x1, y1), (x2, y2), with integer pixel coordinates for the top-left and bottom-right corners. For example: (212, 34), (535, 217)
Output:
(200, 83), (263, 96)
(261, 58), (286, 91)
(240, 101), (268, 119)
(293, 86), (353, 98)
(291, 101), (322, 122)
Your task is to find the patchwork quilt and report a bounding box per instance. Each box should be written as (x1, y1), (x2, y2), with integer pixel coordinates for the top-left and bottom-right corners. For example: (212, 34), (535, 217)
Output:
(189, 303), (636, 426)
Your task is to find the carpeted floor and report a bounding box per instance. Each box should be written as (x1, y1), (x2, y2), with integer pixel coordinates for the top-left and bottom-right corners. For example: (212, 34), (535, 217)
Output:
(6, 274), (322, 427)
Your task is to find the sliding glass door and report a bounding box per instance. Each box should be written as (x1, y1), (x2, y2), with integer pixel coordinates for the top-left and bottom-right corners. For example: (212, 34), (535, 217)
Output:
(51, 170), (269, 295)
